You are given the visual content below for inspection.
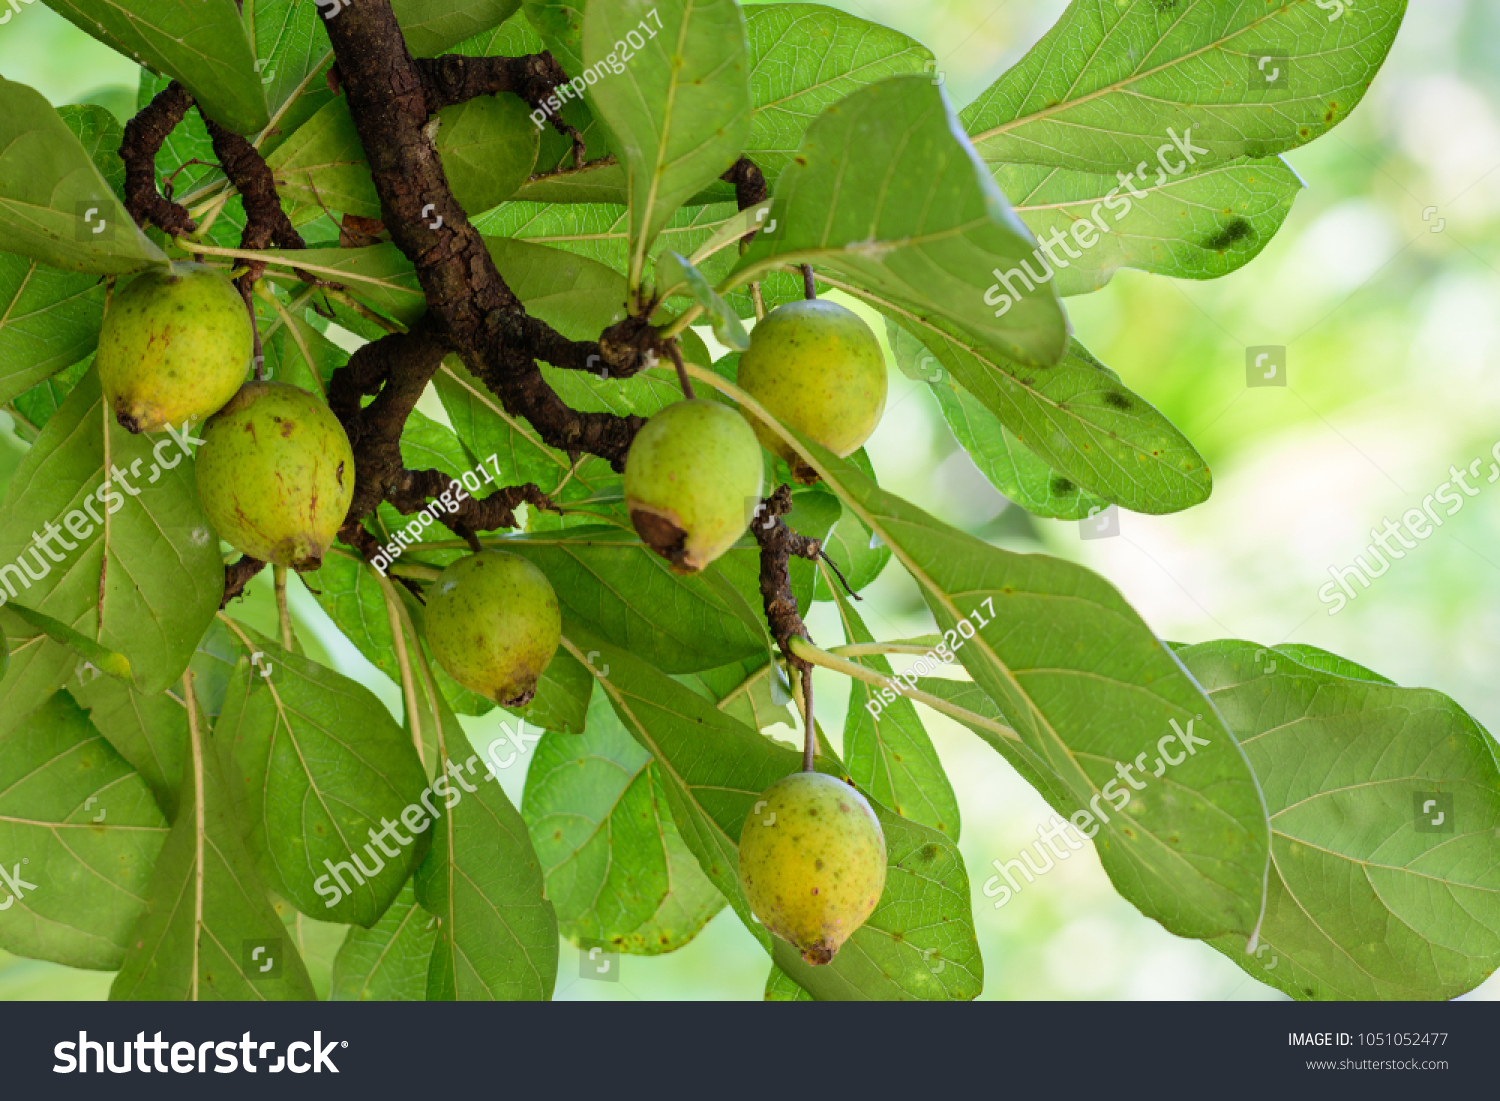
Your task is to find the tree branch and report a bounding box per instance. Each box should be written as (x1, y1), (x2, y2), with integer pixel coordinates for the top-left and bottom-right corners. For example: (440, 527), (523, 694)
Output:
(321, 3), (657, 471)
(120, 81), (197, 236)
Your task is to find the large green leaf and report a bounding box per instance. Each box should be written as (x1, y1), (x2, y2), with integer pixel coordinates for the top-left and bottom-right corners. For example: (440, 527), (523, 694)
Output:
(44, 0), (268, 134)
(563, 623), (984, 1000)
(0, 692), (168, 970)
(393, 0), (523, 57)
(268, 94), (538, 220)
(523, 686), (725, 954)
(963, 0), (1407, 173)
(1003, 157), (1304, 295)
(885, 323), (1211, 515)
(213, 621), (431, 928)
(110, 687), (317, 1000)
(68, 671), (188, 821)
(0, 255), (103, 407)
(830, 584), (959, 839)
(1180, 641), (1500, 1001)
(744, 419), (1270, 943)
(583, 0), (752, 290)
(0, 369), (224, 695)
(414, 690), (558, 1000)
(330, 878), (436, 1000)
(732, 76), (1068, 370)
(0, 79), (166, 274)
(742, 3), (933, 188)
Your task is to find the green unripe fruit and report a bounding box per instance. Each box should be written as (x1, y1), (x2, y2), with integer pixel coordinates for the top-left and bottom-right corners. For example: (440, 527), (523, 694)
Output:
(424, 552), (561, 707)
(738, 299), (887, 482)
(97, 261), (254, 435)
(624, 399), (763, 574)
(195, 382), (354, 571)
(738, 771), (887, 966)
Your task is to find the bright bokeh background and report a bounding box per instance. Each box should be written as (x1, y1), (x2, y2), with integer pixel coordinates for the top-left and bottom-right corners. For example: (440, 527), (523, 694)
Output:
(3, 0), (1498, 1001)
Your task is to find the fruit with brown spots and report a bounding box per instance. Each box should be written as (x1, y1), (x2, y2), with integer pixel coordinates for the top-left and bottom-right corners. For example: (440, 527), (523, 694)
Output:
(624, 399), (763, 574)
(194, 382), (354, 570)
(97, 261), (254, 434)
(424, 551), (561, 707)
(737, 771), (887, 965)
(737, 299), (887, 483)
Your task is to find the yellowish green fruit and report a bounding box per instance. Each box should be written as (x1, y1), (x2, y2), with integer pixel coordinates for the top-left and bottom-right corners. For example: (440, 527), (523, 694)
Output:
(624, 399), (763, 574)
(738, 771), (887, 965)
(738, 299), (887, 483)
(195, 382), (354, 571)
(97, 261), (254, 434)
(425, 552), (561, 707)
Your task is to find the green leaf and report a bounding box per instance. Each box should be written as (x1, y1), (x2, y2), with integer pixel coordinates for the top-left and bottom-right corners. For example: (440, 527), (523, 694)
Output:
(12, 360), (92, 438)
(563, 623), (984, 1000)
(1180, 641), (1500, 1001)
(1272, 642), (1393, 686)
(330, 878), (437, 1000)
(414, 690), (559, 1000)
(778, 433), (1271, 942)
(44, 0), (269, 134)
(765, 963), (814, 1001)
(522, 0), (585, 75)
(963, 0), (1406, 173)
(68, 669), (188, 821)
(111, 686), (317, 1000)
(657, 251), (749, 351)
(889, 323), (1211, 515)
(813, 466), (889, 597)
(261, 243), (426, 324)
(57, 104), (126, 200)
(245, 0), (337, 158)
(687, 654), (795, 733)
(0, 608), (78, 738)
(523, 686), (725, 954)
(213, 620), (431, 928)
(500, 527), (769, 674)
(829, 584), (959, 838)
(0, 78), (166, 274)
(393, 0), (524, 57)
(0, 369), (224, 695)
(2, 596), (132, 682)
(268, 94), (538, 221)
(583, 0), (752, 290)
(742, 3), (934, 189)
(930, 376), (1110, 521)
(0, 691), (168, 969)
(1002, 157), (1304, 295)
(732, 76), (1068, 370)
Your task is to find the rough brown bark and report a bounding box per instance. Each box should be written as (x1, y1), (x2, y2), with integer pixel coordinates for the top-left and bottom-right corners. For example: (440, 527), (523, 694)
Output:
(320, 4), (657, 473)
(120, 82), (197, 236)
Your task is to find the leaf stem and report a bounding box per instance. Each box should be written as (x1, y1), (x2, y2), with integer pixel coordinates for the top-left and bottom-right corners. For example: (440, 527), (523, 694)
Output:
(800, 663), (815, 772)
(667, 341), (696, 400)
(789, 637), (1019, 744)
(273, 566), (296, 651)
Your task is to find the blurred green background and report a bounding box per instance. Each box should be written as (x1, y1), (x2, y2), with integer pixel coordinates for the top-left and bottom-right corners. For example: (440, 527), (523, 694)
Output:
(2, 0), (1498, 1001)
